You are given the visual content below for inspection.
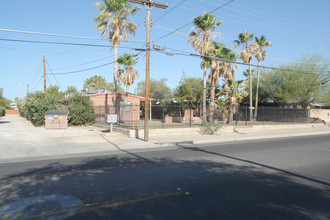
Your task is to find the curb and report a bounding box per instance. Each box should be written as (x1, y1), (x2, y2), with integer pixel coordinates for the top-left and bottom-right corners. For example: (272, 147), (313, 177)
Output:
(192, 130), (330, 145)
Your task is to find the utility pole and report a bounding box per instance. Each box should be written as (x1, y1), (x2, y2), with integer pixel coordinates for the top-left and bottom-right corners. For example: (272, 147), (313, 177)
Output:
(43, 53), (46, 92)
(129, 0), (168, 142)
(27, 83), (29, 96)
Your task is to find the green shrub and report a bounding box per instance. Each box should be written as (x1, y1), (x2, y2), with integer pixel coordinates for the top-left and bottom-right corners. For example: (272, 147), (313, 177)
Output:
(200, 122), (222, 135)
(19, 92), (95, 127)
(68, 95), (95, 126)
(18, 92), (56, 126)
(0, 107), (5, 117)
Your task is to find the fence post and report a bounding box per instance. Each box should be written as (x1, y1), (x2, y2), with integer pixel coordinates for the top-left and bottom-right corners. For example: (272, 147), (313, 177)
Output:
(190, 107), (192, 128)
(262, 106), (265, 125)
(235, 105), (238, 126)
(162, 106), (165, 129)
(293, 108), (295, 124)
(245, 106), (247, 126)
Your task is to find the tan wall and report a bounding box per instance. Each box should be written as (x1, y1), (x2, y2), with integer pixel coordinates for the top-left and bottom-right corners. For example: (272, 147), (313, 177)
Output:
(5, 109), (19, 115)
(87, 93), (141, 122)
(310, 109), (330, 121)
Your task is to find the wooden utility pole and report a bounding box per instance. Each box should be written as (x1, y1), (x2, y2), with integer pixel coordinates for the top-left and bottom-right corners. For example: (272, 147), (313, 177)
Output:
(129, 0), (167, 142)
(43, 53), (46, 92)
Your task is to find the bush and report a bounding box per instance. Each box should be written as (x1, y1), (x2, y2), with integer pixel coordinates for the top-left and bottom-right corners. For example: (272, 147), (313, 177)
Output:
(0, 107), (5, 117)
(19, 92), (95, 127)
(200, 122), (222, 135)
(18, 92), (57, 126)
(67, 95), (95, 126)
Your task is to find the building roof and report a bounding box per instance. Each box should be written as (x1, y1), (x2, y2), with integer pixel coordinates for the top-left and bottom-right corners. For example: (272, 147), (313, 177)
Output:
(85, 92), (156, 102)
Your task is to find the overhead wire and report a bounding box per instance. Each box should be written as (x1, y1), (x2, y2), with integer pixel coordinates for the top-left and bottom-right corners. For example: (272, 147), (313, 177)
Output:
(49, 51), (145, 75)
(170, 0), (328, 41)
(153, 0), (187, 23)
(0, 28), (146, 45)
(46, 61), (65, 91)
(217, 0), (330, 35)
(153, 0), (235, 43)
(155, 45), (330, 74)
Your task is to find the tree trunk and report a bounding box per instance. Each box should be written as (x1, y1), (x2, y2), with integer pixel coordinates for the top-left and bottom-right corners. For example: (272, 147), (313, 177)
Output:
(209, 84), (215, 123)
(249, 62), (253, 120)
(227, 106), (233, 124)
(125, 84), (129, 104)
(120, 84), (129, 123)
(202, 66), (207, 123)
(114, 45), (118, 114)
(254, 61), (261, 119)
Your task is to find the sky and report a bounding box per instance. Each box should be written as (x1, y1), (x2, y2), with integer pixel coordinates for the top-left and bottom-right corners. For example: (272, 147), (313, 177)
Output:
(1, 0), (330, 101)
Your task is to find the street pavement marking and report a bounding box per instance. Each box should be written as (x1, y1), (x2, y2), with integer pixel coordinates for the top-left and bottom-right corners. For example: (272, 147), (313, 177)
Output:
(2, 191), (184, 220)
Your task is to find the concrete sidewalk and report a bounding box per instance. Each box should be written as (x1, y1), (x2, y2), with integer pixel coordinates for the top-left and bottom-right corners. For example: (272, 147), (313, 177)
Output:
(0, 115), (329, 162)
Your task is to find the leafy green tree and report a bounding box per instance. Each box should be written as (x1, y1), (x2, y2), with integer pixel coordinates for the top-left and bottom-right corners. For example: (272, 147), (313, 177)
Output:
(20, 92), (57, 126)
(83, 75), (106, 89)
(136, 78), (172, 104)
(117, 53), (139, 104)
(234, 30), (254, 120)
(174, 72), (203, 113)
(93, 0), (139, 110)
(46, 85), (65, 101)
(188, 12), (222, 123)
(252, 35), (272, 118)
(260, 55), (330, 107)
(67, 94), (95, 126)
(83, 75), (124, 93)
(0, 88), (12, 110)
(65, 86), (79, 96)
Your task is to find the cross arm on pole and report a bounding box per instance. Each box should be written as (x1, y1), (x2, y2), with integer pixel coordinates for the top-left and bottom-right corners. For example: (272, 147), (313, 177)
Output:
(129, 0), (168, 9)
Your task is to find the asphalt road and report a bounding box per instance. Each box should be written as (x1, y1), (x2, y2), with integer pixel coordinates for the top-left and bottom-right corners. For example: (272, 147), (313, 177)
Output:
(0, 134), (329, 219)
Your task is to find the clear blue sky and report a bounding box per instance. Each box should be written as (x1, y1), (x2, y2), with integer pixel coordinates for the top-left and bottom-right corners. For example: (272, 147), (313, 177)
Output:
(1, 0), (330, 100)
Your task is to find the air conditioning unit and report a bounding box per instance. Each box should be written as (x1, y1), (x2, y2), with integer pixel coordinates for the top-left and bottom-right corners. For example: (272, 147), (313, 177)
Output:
(87, 87), (98, 94)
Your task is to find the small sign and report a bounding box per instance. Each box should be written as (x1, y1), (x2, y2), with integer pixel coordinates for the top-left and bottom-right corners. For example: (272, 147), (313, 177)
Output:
(48, 116), (53, 120)
(106, 114), (117, 123)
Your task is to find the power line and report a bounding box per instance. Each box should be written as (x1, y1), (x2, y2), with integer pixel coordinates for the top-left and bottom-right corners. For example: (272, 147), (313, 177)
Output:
(154, 0), (234, 42)
(217, 0), (330, 35)
(0, 38), (114, 48)
(157, 46), (330, 74)
(153, 0), (186, 22)
(46, 61), (65, 91)
(32, 75), (44, 91)
(0, 28), (146, 45)
(49, 62), (115, 75)
(49, 51), (145, 75)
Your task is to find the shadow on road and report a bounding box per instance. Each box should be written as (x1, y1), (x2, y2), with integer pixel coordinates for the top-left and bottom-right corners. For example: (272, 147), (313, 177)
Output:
(176, 143), (330, 187)
(0, 152), (329, 219)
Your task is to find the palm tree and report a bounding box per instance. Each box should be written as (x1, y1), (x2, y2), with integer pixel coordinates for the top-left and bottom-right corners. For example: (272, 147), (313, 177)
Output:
(117, 53), (139, 104)
(234, 30), (254, 120)
(93, 0), (139, 111)
(220, 79), (247, 124)
(252, 35), (272, 119)
(188, 12), (222, 123)
(208, 43), (237, 122)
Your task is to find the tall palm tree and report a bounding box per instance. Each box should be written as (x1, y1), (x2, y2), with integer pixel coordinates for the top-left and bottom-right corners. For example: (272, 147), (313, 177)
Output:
(188, 12), (222, 123)
(252, 35), (272, 119)
(234, 30), (254, 120)
(220, 79), (247, 124)
(93, 0), (139, 111)
(117, 53), (139, 104)
(208, 43), (237, 122)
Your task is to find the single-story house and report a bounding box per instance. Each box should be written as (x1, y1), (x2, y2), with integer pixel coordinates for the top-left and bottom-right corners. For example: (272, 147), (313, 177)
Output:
(85, 92), (155, 123)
